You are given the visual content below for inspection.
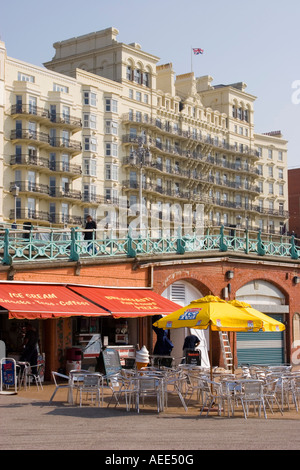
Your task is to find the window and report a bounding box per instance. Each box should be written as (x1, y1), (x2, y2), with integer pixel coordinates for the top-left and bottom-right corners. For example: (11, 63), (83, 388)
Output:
(144, 94), (149, 104)
(258, 164), (263, 175)
(105, 98), (118, 113)
(105, 120), (118, 135)
(28, 96), (37, 114)
(83, 158), (97, 177)
(62, 154), (70, 172)
(136, 91), (141, 102)
(257, 147), (262, 157)
(268, 166), (273, 177)
(143, 72), (150, 87)
(28, 171), (36, 191)
(269, 183), (274, 194)
(268, 149), (273, 159)
(278, 151), (283, 161)
(62, 130), (70, 146)
(105, 142), (118, 157)
(53, 83), (69, 93)
(84, 136), (97, 152)
(278, 168), (284, 179)
(105, 188), (118, 202)
(126, 66), (132, 81)
(28, 121), (37, 138)
(62, 106), (70, 123)
(129, 89), (133, 99)
(134, 69), (141, 84)
(18, 72), (34, 82)
(27, 198), (36, 217)
(61, 203), (69, 223)
(105, 164), (118, 181)
(83, 91), (97, 106)
(83, 113), (97, 129)
(279, 202), (284, 215)
(279, 184), (284, 196)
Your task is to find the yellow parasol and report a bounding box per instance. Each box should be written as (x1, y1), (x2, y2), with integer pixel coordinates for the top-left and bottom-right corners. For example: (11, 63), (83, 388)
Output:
(154, 296), (263, 379)
(228, 300), (285, 332)
(153, 296), (263, 332)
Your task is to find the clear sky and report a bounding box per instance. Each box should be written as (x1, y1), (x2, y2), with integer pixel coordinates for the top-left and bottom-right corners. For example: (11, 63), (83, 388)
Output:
(1, 0), (299, 168)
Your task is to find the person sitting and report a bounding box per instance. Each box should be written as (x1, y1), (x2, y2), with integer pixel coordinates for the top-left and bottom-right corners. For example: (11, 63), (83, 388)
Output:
(182, 334), (200, 353)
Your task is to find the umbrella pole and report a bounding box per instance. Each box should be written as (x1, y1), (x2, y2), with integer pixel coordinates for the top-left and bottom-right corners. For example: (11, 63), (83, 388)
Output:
(209, 326), (213, 382)
(232, 332), (235, 375)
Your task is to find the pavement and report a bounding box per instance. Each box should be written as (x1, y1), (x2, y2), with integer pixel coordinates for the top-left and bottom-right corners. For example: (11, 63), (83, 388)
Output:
(1, 381), (300, 452)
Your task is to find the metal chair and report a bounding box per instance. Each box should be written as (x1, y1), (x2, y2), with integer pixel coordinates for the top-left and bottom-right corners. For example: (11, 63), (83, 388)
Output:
(234, 380), (267, 419)
(49, 371), (70, 403)
(135, 376), (164, 413)
(79, 373), (103, 407)
(107, 373), (136, 411)
(26, 361), (45, 391)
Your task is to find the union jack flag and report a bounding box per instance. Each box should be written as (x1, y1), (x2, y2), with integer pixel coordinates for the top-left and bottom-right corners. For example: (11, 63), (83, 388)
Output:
(193, 48), (204, 55)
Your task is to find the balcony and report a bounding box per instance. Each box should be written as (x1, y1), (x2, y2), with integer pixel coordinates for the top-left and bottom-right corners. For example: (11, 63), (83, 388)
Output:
(49, 113), (82, 130)
(253, 206), (289, 219)
(48, 213), (83, 225)
(49, 187), (82, 201)
(10, 154), (49, 169)
(11, 104), (50, 122)
(11, 105), (82, 130)
(10, 129), (49, 146)
(49, 161), (82, 176)
(48, 137), (82, 154)
(10, 181), (49, 196)
(9, 208), (50, 223)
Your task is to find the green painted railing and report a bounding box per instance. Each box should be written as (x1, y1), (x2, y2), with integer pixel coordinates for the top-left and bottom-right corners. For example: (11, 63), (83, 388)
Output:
(0, 226), (299, 265)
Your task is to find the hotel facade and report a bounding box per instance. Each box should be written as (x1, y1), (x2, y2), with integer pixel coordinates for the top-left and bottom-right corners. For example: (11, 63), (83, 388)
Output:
(0, 27), (289, 235)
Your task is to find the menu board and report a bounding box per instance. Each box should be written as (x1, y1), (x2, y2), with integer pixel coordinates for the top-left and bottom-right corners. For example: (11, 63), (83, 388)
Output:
(185, 350), (201, 365)
(1, 359), (16, 387)
(98, 348), (122, 379)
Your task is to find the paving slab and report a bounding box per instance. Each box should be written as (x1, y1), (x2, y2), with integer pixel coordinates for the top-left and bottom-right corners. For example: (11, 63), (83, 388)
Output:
(0, 383), (299, 451)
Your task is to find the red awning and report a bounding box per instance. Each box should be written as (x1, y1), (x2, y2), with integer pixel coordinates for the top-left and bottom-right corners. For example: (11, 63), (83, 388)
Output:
(0, 283), (109, 319)
(67, 286), (181, 318)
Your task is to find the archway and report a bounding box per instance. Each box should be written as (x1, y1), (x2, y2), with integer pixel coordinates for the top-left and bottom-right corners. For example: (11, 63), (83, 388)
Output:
(161, 280), (209, 366)
(236, 280), (288, 365)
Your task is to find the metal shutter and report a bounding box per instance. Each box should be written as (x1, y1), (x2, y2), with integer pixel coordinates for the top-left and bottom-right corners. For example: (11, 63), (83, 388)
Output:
(237, 315), (284, 365)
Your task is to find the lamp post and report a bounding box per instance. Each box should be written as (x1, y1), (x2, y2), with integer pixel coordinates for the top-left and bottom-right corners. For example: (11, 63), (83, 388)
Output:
(131, 137), (152, 233)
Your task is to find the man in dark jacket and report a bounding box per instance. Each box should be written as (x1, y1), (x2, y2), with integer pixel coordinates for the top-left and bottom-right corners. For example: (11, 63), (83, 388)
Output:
(84, 215), (97, 253)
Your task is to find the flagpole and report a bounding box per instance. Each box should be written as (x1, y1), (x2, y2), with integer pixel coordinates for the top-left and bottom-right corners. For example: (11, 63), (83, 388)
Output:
(191, 47), (193, 73)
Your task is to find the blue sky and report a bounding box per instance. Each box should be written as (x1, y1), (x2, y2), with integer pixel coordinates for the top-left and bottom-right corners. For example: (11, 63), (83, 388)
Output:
(1, 0), (299, 168)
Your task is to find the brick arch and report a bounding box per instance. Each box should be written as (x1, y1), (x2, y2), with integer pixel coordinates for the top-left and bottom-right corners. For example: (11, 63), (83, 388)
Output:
(154, 272), (213, 297)
(233, 277), (290, 304)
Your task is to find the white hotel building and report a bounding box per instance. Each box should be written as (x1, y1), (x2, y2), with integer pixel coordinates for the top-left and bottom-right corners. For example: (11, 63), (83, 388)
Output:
(0, 27), (288, 235)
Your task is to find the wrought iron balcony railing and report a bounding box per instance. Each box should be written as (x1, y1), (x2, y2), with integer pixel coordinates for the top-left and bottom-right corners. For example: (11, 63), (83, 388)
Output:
(0, 225), (298, 265)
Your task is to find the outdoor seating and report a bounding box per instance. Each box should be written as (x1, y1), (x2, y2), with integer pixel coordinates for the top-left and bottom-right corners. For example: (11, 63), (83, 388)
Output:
(26, 361), (45, 391)
(199, 378), (234, 417)
(163, 370), (188, 411)
(234, 380), (267, 419)
(262, 378), (283, 415)
(79, 373), (103, 407)
(49, 371), (70, 403)
(16, 361), (30, 390)
(106, 373), (136, 411)
(135, 376), (164, 413)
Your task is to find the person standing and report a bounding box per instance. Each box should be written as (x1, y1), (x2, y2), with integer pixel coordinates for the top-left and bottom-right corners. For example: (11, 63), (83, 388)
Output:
(84, 215), (97, 253)
(19, 323), (39, 373)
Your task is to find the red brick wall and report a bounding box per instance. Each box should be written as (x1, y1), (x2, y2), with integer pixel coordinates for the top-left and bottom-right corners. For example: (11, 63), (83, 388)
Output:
(288, 168), (300, 236)
(3, 257), (300, 372)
